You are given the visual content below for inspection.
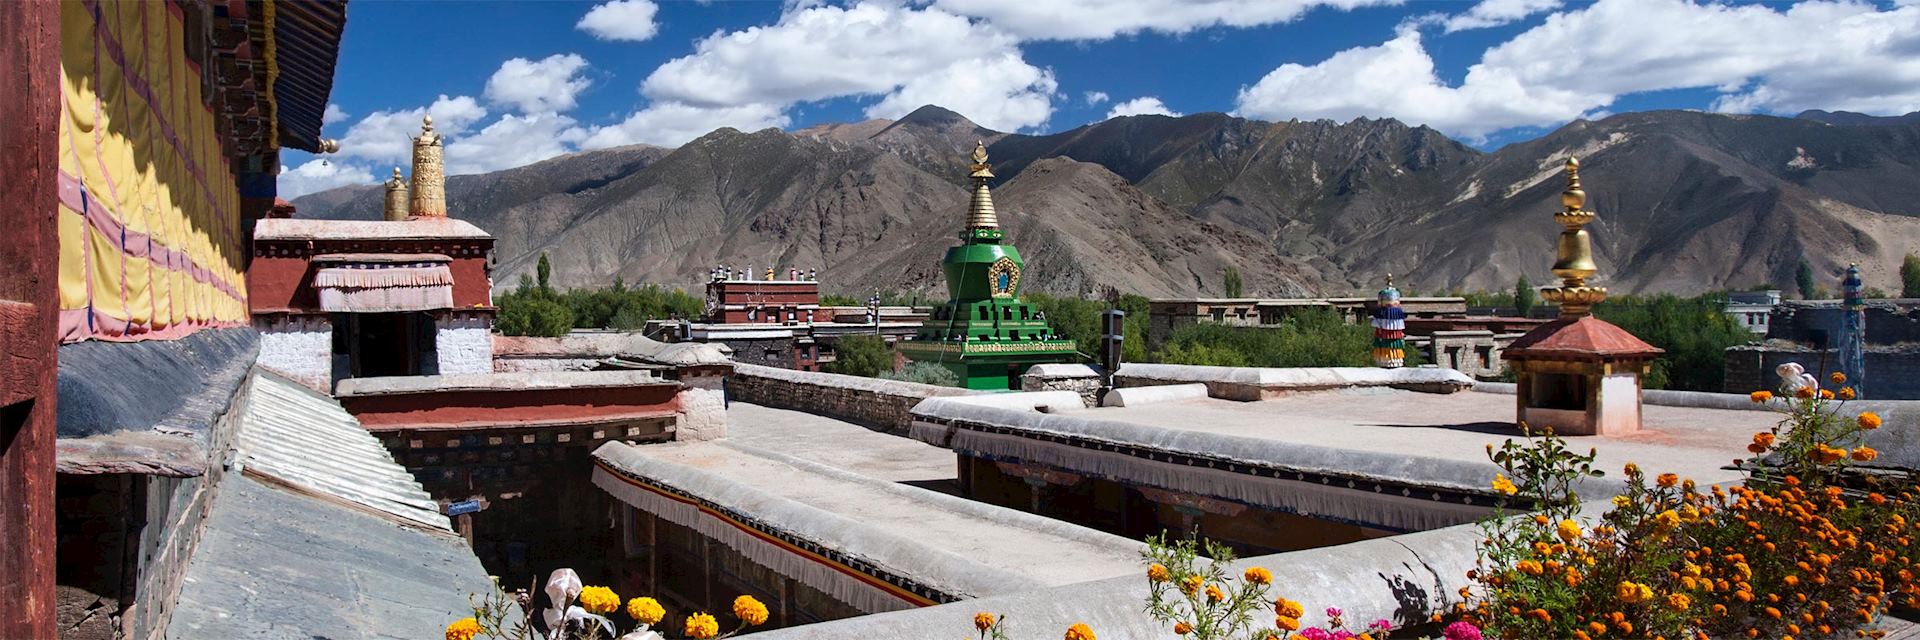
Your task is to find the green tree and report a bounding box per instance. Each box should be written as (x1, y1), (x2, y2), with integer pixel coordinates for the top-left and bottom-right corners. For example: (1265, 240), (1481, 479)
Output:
(879, 362), (960, 386)
(825, 334), (892, 378)
(1155, 309), (1423, 368)
(1592, 293), (1756, 391)
(1796, 260), (1816, 300)
(1222, 267), (1245, 298)
(1514, 275), (1537, 317)
(1902, 254), (1920, 298)
(536, 252), (553, 295)
(496, 297), (574, 337)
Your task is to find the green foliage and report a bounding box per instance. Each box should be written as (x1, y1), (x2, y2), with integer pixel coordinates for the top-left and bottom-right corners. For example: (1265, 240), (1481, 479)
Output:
(1796, 259), (1816, 299)
(495, 277), (701, 336)
(1462, 289), (1516, 310)
(1222, 266), (1244, 298)
(1514, 276), (1537, 317)
(1591, 293), (1755, 391)
(879, 362), (960, 387)
(1157, 309), (1424, 368)
(820, 291), (925, 307)
(1903, 254), (1920, 298)
(496, 296), (574, 337)
(825, 334), (892, 378)
(1023, 292), (1149, 362)
(536, 252), (553, 294)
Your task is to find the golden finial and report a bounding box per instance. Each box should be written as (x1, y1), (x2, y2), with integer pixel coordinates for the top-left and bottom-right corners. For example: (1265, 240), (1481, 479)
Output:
(965, 140), (999, 232)
(1540, 156), (1606, 316)
(1385, 272), (1394, 287)
(409, 115), (447, 218)
(383, 167), (410, 221)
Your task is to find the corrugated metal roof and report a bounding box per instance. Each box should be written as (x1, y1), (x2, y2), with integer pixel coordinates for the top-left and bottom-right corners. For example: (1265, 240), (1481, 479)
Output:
(236, 368), (451, 531)
(269, 0), (349, 152)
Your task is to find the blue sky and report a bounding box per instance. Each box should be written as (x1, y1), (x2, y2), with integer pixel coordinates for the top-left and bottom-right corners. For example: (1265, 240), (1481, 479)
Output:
(279, 0), (1920, 197)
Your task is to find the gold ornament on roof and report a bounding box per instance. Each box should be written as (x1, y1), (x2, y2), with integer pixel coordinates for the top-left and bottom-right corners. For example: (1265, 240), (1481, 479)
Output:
(409, 115), (447, 218)
(966, 141), (999, 231)
(382, 167), (410, 221)
(1540, 157), (1608, 317)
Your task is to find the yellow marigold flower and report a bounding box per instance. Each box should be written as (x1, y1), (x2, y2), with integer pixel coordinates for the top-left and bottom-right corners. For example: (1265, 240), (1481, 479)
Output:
(1860, 412), (1883, 430)
(1276, 598), (1305, 619)
(1668, 593), (1691, 610)
(685, 612), (720, 639)
(1617, 581), (1654, 604)
(1751, 390), (1773, 403)
(975, 612), (997, 631)
(1839, 387), (1856, 400)
(1831, 371), (1848, 384)
(1244, 566), (1273, 585)
(1681, 562), (1702, 578)
(1517, 560), (1544, 576)
(1065, 622), (1097, 640)
(1612, 495), (1631, 508)
(1174, 621), (1193, 635)
(1557, 519), (1582, 542)
(445, 617), (482, 640)
(1852, 446), (1879, 462)
(579, 586), (620, 615)
(1491, 474), (1518, 495)
(627, 597), (665, 625)
(1275, 615), (1301, 631)
(1147, 563), (1170, 583)
(1180, 575), (1203, 596)
(733, 595), (769, 626)
(1654, 510), (1682, 529)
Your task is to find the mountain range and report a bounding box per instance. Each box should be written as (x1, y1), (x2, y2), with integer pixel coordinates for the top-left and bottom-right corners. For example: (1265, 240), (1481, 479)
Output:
(293, 106), (1920, 298)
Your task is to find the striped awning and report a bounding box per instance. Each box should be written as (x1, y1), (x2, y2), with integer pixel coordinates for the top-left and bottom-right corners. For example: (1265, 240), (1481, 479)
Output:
(314, 259), (454, 313)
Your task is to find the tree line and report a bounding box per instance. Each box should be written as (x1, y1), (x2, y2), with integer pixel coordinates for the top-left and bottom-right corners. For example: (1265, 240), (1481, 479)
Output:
(496, 253), (703, 337)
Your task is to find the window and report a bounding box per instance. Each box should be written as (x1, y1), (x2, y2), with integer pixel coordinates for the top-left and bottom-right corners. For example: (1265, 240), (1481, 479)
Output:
(1529, 373), (1587, 410)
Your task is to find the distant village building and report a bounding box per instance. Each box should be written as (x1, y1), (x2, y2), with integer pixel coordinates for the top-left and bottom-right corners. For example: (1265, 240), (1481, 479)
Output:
(1724, 284), (1920, 400)
(648, 270), (924, 371)
(896, 142), (1080, 389)
(1725, 289), (1782, 334)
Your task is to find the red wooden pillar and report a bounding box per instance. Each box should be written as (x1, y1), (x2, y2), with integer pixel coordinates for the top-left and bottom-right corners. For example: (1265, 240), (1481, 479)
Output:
(0, 1), (61, 637)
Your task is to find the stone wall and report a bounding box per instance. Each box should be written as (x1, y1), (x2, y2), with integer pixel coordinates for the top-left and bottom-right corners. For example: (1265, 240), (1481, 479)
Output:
(675, 374), (728, 441)
(1019, 363), (1103, 405)
(1724, 344), (1920, 400)
(255, 315), (331, 390)
(727, 363), (981, 433)
(435, 312), (494, 376)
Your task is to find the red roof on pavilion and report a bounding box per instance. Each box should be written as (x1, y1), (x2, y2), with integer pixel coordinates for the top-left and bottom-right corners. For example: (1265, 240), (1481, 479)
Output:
(1503, 315), (1661, 361)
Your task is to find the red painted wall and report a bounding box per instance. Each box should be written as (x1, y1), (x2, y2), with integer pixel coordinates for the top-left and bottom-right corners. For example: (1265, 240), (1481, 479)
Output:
(249, 239), (494, 313)
(343, 384), (683, 431)
(0, 2), (61, 635)
(709, 281), (820, 323)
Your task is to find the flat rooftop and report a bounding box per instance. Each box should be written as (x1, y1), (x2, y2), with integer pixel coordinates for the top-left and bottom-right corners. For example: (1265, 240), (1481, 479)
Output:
(1064, 389), (1772, 486)
(592, 402), (1145, 609)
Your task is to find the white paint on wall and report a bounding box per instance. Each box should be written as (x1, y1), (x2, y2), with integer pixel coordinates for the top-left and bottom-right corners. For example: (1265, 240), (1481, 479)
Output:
(436, 314), (494, 375)
(257, 316), (333, 391)
(675, 386), (727, 442)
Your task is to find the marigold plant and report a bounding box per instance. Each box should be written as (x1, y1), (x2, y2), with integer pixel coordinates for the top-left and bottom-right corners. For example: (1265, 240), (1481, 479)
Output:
(1457, 361), (1916, 639)
(456, 568), (769, 639)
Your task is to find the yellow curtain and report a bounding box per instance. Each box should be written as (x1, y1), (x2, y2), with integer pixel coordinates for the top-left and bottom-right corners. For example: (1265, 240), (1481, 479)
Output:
(57, 1), (249, 342)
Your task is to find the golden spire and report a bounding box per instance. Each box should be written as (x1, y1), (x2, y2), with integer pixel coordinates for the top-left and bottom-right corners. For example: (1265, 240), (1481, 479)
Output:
(965, 141), (999, 232)
(382, 167), (410, 221)
(1540, 157), (1607, 317)
(408, 115), (447, 218)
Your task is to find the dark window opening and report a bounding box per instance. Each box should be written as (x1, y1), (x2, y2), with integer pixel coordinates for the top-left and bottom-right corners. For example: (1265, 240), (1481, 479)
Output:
(1529, 372), (1587, 410)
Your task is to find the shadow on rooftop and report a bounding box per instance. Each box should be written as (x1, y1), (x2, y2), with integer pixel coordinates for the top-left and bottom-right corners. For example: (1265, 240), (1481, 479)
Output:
(1360, 420), (1518, 436)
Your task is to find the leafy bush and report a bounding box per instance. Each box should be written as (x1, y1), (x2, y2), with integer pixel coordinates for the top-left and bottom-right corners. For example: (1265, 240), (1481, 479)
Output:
(1157, 309), (1423, 368)
(1592, 293), (1755, 391)
(879, 362), (959, 387)
(454, 568), (765, 639)
(495, 276), (702, 337)
(825, 334), (892, 378)
(1022, 292), (1148, 362)
(496, 296), (574, 337)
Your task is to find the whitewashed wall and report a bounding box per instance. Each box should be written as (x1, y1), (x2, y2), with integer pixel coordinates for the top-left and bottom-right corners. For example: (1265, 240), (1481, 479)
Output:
(435, 313), (494, 375)
(256, 315), (333, 391)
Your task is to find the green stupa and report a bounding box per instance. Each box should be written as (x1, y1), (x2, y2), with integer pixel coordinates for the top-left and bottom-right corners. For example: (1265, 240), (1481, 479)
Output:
(897, 142), (1079, 390)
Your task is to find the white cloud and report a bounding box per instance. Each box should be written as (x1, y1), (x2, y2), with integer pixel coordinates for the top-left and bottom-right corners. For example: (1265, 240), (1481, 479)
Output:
(1234, 0), (1920, 139)
(1106, 96), (1181, 118)
(639, 2), (1057, 132)
(577, 0), (660, 42)
(931, 0), (1401, 41)
(485, 54), (593, 114)
(1434, 0), (1562, 32)
(1083, 91), (1110, 106)
(322, 103), (349, 125)
(335, 95), (488, 165)
(580, 102), (790, 149)
(446, 113), (590, 175)
(278, 159), (374, 199)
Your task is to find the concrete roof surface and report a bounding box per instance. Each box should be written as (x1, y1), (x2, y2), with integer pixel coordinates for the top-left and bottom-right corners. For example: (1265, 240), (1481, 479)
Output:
(1060, 388), (1774, 486)
(168, 474), (490, 640)
(726, 402), (961, 486)
(253, 217), (492, 240)
(493, 332), (732, 366)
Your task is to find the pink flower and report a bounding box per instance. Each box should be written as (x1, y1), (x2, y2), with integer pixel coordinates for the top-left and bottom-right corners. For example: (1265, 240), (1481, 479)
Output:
(1325, 607), (1343, 618)
(1299, 629), (1334, 640)
(1442, 621), (1483, 640)
(1370, 619), (1392, 631)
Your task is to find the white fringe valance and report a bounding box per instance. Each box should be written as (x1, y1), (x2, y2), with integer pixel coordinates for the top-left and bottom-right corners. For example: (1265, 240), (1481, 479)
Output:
(313, 265), (455, 289)
(591, 466), (925, 615)
(934, 425), (1491, 532)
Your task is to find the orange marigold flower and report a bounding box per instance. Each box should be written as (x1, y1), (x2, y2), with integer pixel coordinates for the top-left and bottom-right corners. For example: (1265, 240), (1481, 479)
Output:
(1174, 621), (1193, 635)
(1590, 621), (1608, 635)
(1765, 607), (1784, 619)
(1558, 519), (1582, 542)
(1658, 473), (1680, 488)
(627, 597), (666, 625)
(1528, 608), (1552, 622)
(975, 612), (997, 632)
(1860, 412), (1883, 430)
(1852, 446), (1880, 462)
(685, 612), (720, 639)
(1205, 584), (1225, 603)
(1244, 566), (1273, 585)
(1840, 387), (1857, 400)
(1275, 615), (1301, 631)
(1751, 390), (1774, 403)
(1832, 371), (1848, 384)
(1147, 563), (1170, 583)
(1065, 622), (1096, 640)
(1668, 593), (1691, 610)
(1491, 474), (1519, 495)
(1797, 386), (1817, 399)
(733, 595), (769, 626)
(1518, 560), (1544, 576)
(1753, 432), (1776, 446)
(1276, 598), (1305, 619)
(1180, 575), (1202, 595)
(1624, 462), (1640, 476)
(445, 617), (482, 640)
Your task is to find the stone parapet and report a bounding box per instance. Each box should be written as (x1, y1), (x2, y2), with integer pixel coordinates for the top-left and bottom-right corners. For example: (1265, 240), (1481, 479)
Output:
(727, 363), (983, 433)
(1114, 363), (1475, 400)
